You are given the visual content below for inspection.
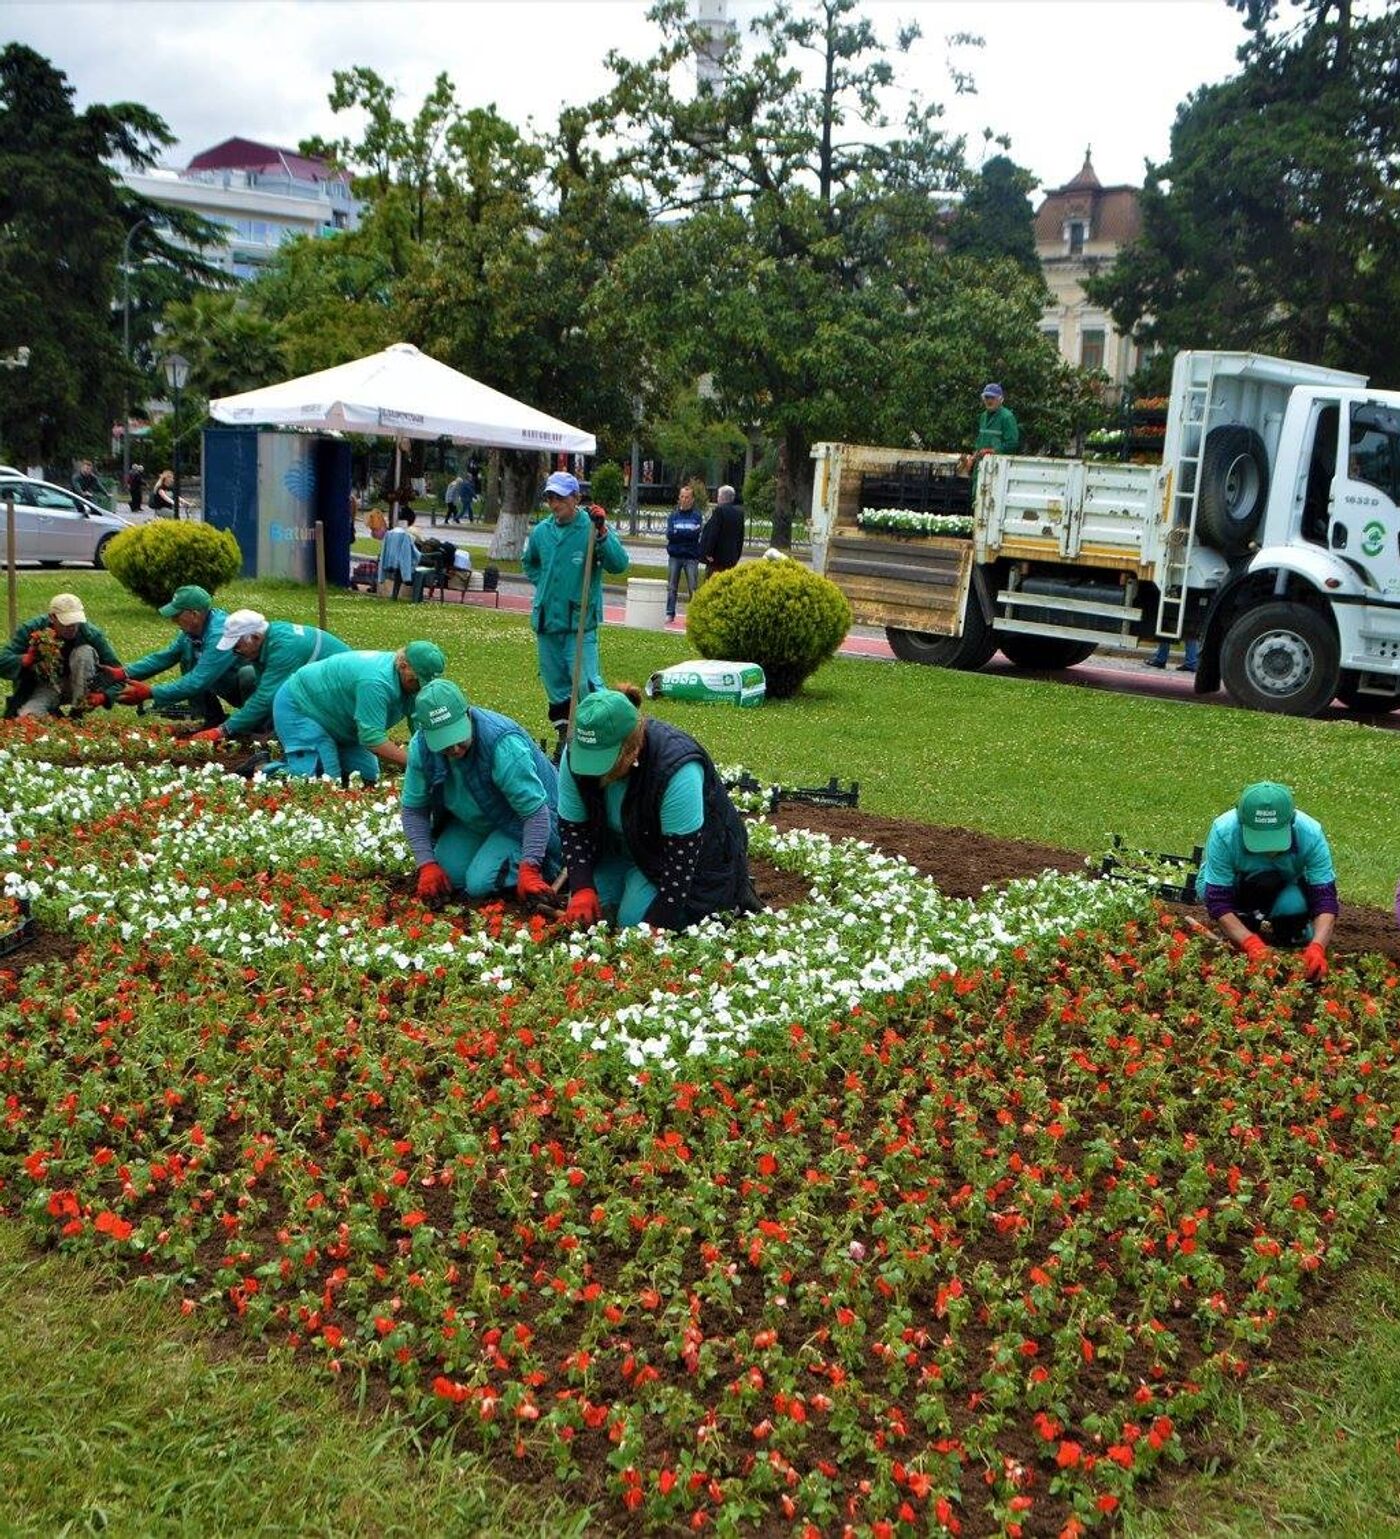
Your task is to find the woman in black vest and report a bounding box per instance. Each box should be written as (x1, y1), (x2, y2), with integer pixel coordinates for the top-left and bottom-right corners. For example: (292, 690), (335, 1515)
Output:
(559, 684), (758, 931)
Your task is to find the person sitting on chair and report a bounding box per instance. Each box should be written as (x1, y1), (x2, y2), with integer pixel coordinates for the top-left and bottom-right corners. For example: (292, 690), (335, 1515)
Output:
(378, 511), (421, 600)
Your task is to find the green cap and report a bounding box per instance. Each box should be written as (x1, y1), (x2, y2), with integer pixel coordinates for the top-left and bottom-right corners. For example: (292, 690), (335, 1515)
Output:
(414, 678), (472, 752)
(159, 584), (213, 618)
(1238, 781), (1295, 853)
(568, 689), (639, 777)
(403, 640), (445, 686)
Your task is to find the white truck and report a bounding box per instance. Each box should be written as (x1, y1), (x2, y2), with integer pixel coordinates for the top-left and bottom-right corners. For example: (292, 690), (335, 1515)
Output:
(811, 350), (1400, 716)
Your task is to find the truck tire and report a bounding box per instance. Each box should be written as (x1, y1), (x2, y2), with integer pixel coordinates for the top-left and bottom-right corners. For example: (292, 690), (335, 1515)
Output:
(885, 570), (997, 670)
(1220, 601), (1340, 717)
(997, 635), (1098, 670)
(1197, 425), (1269, 556)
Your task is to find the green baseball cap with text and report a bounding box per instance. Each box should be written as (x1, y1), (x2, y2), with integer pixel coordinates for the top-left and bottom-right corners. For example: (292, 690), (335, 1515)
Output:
(568, 689), (639, 777)
(414, 678), (472, 752)
(1238, 780), (1295, 853)
(159, 584), (213, 618)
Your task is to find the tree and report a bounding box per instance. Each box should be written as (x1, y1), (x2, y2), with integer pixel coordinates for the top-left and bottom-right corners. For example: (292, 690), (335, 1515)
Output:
(1088, 0), (1400, 382)
(159, 290), (285, 399)
(0, 45), (223, 466)
(595, 0), (993, 542)
(946, 153), (1042, 276)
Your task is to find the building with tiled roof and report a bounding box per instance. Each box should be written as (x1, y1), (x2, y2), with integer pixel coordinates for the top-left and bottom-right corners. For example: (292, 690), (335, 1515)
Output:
(1034, 152), (1143, 396)
(121, 138), (361, 281)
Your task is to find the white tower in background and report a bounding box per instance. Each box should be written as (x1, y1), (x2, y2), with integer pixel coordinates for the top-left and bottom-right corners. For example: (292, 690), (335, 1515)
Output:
(694, 0), (735, 94)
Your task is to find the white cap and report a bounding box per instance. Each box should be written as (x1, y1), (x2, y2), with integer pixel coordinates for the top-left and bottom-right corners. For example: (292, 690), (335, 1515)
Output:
(49, 593), (86, 625)
(216, 609), (269, 650)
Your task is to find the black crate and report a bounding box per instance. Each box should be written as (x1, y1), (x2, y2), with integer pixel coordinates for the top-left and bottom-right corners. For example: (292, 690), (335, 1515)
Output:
(1098, 835), (1202, 904)
(859, 462), (972, 517)
(770, 778), (860, 813)
(0, 897), (35, 958)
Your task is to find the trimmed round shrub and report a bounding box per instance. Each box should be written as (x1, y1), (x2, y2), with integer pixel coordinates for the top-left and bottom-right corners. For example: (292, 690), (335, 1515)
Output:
(103, 520), (243, 610)
(588, 461), (626, 515)
(686, 556), (851, 698)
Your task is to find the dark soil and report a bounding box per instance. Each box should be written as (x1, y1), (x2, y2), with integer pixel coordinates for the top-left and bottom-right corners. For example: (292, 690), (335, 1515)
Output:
(772, 802), (1400, 964)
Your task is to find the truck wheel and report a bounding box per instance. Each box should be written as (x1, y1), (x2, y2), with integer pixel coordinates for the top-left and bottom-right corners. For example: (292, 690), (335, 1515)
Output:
(1197, 425), (1269, 556)
(885, 570), (997, 670)
(997, 635), (1098, 670)
(1220, 601), (1340, 717)
(1336, 670), (1400, 714)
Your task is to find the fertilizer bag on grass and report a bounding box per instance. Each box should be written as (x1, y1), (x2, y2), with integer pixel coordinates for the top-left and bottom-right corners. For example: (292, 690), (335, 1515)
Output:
(645, 660), (766, 707)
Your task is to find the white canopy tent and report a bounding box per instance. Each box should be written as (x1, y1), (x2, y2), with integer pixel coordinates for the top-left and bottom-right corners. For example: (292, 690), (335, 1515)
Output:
(208, 342), (596, 454)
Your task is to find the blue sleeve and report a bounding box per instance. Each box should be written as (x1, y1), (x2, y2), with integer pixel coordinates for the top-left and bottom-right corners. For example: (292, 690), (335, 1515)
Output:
(558, 758), (587, 822)
(150, 641), (237, 707)
(1299, 824), (1336, 887)
(1199, 819), (1237, 892)
(600, 525), (630, 576)
(659, 762), (705, 835)
(126, 635), (187, 682)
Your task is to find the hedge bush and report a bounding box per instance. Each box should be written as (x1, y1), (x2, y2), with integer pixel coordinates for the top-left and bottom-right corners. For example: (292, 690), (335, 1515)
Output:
(686, 556), (851, 699)
(587, 461), (625, 515)
(103, 521), (243, 610)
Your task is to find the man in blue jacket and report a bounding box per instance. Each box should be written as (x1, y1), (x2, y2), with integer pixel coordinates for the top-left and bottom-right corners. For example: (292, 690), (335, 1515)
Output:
(664, 484), (704, 621)
(102, 585), (253, 726)
(521, 470), (630, 747)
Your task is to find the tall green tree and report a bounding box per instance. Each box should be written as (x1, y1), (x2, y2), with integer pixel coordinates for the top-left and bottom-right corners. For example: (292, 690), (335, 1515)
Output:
(597, 0), (1078, 539)
(946, 153), (1042, 276)
(1088, 0), (1400, 382)
(0, 45), (222, 467)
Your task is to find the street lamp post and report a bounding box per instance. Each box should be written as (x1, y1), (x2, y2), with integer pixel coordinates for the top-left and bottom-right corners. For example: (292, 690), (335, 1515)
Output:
(121, 218), (150, 487)
(163, 353), (190, 520)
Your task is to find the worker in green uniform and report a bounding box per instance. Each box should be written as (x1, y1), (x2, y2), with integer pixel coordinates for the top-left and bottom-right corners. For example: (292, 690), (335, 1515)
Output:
(521, 470), (630, 748)
(180, 609), (350, 743)
(100, 585), (254, 725)
(1200, 780), (1337, 980)
(974, 383), (1020, 453)
(1, 592), (121, 718)
(557, 684), (758, 932)
(270, 641), (445, 783)
(402, 678), (564, 909)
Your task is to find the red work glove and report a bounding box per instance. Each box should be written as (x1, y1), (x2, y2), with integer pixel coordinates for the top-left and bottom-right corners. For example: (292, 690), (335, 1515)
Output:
(588, 505), (608, 539)
(187, 726), (224, 743)
(416, 861), (453, 906)
(117, 681), (152, 705)
(564, 887), (602, 927)
(1240, 932), (1270, 964)
(99, 664), (127, 683)
(516, 860), (559, 908)
(20, 648), (37, 668)
(86, 690), (108, 709)
(1301, 941), (1328, 982)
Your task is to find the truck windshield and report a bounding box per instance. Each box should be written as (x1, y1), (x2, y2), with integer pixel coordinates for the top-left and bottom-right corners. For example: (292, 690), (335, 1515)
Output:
(1350, 404), (1400, 504)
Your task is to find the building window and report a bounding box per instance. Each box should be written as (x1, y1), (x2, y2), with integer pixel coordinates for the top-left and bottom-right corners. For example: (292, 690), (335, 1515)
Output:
(1080, 328), (1106, 373)
(1068, 220), (1086, 256)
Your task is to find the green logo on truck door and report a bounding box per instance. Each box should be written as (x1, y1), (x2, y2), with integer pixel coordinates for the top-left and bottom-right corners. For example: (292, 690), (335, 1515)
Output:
(1362, 520), (1386, 557)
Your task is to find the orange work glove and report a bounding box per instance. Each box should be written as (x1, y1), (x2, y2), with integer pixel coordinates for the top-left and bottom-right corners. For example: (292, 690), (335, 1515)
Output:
(187, 726), (223, 743)
(1240, 932), (1270, 964)
(416, 861), (453, 906)
(1301, 941), (1328, 982)
(99, 664), (127, 683)
(86, 691), (108, 709)
(117, 681), (152, 705)
(588, 505), (608, 539)
(516, 861), (561, 911)
(20, 648), (37, 668)
(564, 887), (602, 927)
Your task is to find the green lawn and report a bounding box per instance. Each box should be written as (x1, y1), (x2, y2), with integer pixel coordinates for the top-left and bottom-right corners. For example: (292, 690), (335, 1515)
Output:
(4, 566), (1400, 1535)
(12, 568), (1395, 907)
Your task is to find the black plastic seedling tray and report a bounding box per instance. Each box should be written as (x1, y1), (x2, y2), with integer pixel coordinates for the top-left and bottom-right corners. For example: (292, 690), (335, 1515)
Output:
(1098, 835), (1203, 904)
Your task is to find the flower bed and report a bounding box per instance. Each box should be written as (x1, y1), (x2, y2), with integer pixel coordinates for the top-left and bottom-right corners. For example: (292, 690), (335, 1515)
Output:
(4, 721), (1400, 1536)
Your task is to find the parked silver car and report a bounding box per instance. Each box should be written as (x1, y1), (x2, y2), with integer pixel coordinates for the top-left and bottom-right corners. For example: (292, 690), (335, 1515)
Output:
(0, 476), (132, 568)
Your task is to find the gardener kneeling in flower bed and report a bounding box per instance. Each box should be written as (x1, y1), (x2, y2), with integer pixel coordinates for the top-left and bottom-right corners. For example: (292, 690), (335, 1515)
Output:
(270, 640), (445, 784)
(178, 609), (350, 744)
(403, 678), (564, 910)
(1, 592), (121, 719)
(98, 585), (254, 727)
(1200, 780), (1337, 980)
(558, 684), (759, 931)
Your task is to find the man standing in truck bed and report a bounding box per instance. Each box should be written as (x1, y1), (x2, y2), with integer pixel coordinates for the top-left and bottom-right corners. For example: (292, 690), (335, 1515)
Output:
(974, 383), (1020, 454)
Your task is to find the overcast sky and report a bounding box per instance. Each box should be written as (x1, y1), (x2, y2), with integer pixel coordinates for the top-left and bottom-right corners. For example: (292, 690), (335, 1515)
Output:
(9, 0), (1257, 194)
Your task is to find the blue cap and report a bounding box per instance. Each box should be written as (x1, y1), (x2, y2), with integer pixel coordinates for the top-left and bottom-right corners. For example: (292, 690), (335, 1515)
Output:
(981, 383), (1004, 400)
(543, 471), (580, 497)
